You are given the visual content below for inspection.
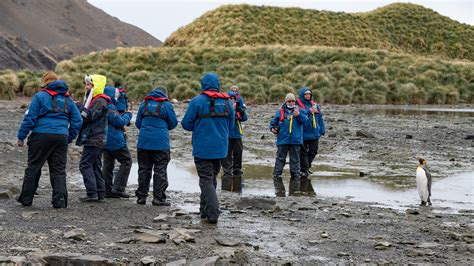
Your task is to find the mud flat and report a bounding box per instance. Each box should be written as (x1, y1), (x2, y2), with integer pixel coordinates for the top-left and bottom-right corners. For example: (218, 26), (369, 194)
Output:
(0, 100), (472, 264)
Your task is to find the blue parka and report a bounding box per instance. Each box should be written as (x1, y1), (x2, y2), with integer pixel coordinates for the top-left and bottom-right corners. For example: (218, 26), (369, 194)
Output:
(17, 80), (83, 143)
(269, 103), (308, 145)
(181, 73), (235, 159)
(228, 91), (248, 139)
(135, 88), (178, 151)
(103, 86), (132, 151)
(297, 87), (326, 140)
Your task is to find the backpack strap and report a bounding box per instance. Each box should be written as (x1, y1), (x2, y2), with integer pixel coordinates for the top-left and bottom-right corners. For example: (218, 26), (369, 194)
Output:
(279, 107), (285, 122)
(197, 91), (230, 119)
(40, 89), (70, 115)
(296, 99), (306, 110)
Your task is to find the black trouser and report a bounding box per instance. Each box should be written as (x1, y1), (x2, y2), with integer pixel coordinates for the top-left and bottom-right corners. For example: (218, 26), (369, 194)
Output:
(195, 157), (222, 222)
(300, 139), (319, 174)
(102, 146), (132, 193)
(272, 144), (301, 195)
(135, 149), (170, 201)
(222, 138), (243, 192)
(79, 146), (105, 199)
(222, 138), (243, 176)
(18, 133), (68, 208)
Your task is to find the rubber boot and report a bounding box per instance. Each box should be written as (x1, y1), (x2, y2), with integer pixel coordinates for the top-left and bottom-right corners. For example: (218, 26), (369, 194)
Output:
(273, 175), (286, 197)
(221, 174), (232, 191)
(300, 173), (309, 193)
(288, 176), (302, 196)
(231, 175), (242, 193)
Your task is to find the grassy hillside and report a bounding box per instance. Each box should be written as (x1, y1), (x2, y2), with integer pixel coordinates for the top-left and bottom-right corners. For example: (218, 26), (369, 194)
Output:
(164, 3), (474, 61)
(2, 46), (472, 104)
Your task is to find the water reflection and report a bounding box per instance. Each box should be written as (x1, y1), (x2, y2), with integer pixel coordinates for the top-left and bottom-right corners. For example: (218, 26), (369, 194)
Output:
(128, 162), (473, 213)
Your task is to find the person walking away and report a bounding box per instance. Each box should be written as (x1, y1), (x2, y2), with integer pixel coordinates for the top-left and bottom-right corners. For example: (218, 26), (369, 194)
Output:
(135, 87), (178, 206)
(17, 72), (82, 208)
(76, 74), (110, 202)
(101, 86), (133, 198)
(296, 87), (325, 196)
(181, 73), (235, 224)
(221, 89), (248, 193)
(269, 93), (308, 197)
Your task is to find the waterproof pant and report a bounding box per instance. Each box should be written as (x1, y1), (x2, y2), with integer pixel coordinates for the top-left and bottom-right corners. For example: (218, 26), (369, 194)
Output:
(222, 138), (243, 192)
(195, 157), (221, 223)
(102, 146), (132, 194)
(300, 139), (319, 174)
(18, 133), (68, 208)
(79, 146), (105, 199)
(135, 149), (170, 201)
(272, 144), (301, 196)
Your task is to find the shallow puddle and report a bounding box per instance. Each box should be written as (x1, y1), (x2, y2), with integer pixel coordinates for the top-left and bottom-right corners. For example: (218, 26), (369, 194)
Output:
(128, 162), (473, 214)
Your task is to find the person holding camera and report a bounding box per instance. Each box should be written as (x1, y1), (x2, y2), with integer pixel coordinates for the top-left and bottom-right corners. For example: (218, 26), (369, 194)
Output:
(296, 87), (326, 196)
(269, 93), (308, 197)
(221, 88), (248, 193)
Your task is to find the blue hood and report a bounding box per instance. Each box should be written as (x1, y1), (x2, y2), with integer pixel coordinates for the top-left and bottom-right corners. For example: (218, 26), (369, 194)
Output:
(228, 91), (237, 98)
(201, 73), (220, 91)
(46, 80), (68, 95)
(147, 88), (168, 98)
(298, 87), (312, 103)
(104, 86), (117, 104)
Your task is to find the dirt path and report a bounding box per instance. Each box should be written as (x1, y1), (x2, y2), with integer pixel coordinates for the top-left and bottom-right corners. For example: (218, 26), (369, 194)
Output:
(0, 100), (472, 264)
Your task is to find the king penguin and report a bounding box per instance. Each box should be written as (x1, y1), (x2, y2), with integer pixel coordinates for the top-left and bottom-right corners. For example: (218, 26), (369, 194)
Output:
(416, 158), (432, 206)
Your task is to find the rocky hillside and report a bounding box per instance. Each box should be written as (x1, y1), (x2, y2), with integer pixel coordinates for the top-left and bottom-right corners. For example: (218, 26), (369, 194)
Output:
(165, 3), (473, 60)
(0, 0), (161, 70)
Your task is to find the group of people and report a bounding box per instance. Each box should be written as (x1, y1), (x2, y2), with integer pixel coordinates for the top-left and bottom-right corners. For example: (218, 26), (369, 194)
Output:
(16, 71), (325, 224)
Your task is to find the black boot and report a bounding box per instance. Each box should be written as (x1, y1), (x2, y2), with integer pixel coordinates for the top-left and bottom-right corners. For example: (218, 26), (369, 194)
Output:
(300, 173), (309, 193)
(221, 174), (232, 191)
(288, 176), (302, 196)
(231, 175), (242, 193)
(273, 175), (286, 197)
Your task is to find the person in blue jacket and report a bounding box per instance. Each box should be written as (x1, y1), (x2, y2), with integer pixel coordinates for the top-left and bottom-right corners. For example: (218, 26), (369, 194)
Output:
(101, 86), (133, 198)
(181, 73), (235, 224)
(16, 72), (82, 208)
(296, 87), (326, 196)
(269, 93), (308, 197)
(221, 89), (248, 193)
(114, 81), (129, 114)
(135, 87), (178, 206)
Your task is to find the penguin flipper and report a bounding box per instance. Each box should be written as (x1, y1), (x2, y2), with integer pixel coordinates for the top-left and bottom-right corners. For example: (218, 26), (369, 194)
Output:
(422, 166), (432, 196)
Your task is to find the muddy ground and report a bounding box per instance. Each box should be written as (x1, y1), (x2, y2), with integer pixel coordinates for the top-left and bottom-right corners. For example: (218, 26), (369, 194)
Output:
(0, 99), (473, 264)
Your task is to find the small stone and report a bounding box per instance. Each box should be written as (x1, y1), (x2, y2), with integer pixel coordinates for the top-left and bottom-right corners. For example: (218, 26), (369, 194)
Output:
(136, 234), (166, 244)
(375, 241), (392, 250)
(406, 209), (419, 215)
(337, 252), (349, 257)
(308, 240), (321, 245)
(64, 228), (86, 241)
(140, 256), (155, 265)
(320, 233), (329, 238)
(0, 209), (6, 214)
(188, 256), (219, 266)
(215, 237), (239, 247)
(10, 247), (40, 252)
(417, 242), (440, 249)
(359, 172), (367, 177)
(153, 213), (168, 222)
(173, 210), (189, 217)
(464, 135), (474, 140)
(356, 130), (375, 138)
(340, 212), (352, 218)
(165, 259), (187, 266)
(406, 134), (413, 139)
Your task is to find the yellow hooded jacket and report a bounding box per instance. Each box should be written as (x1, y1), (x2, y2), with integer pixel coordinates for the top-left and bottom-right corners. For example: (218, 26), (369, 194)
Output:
(91, 74), (106, 97)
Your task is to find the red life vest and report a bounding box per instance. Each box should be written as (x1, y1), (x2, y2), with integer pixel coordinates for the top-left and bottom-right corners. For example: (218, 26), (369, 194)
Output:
(198, 90), (230, 119)
(143, 96), (168, 118)
(89, 94), (112, 108)
(41, 89), (70, 114)
(118, 88), (126, 93)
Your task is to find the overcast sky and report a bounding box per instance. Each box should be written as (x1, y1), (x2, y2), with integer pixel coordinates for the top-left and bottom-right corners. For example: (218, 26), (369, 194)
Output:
(88, 0), (474, 42)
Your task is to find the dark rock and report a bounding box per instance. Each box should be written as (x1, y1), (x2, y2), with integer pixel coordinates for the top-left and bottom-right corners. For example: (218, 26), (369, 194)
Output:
(406, 209), (420, 215)
(356, 130), (375, 138)
(260, 135), (265, 140)
(234, 197), (276, 210)
(406, 134), (413, 139)
(375, 241), (392, 250)
(359, 172), (367, 177)
(464, 135), (474, 140)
